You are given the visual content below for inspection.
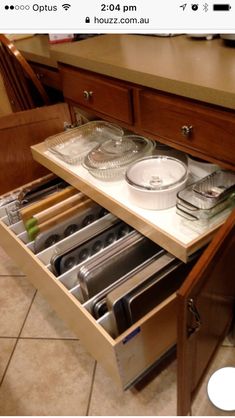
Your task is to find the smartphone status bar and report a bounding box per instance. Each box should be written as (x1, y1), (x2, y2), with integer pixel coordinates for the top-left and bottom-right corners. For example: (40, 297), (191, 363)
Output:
(1, 0), (234, 32)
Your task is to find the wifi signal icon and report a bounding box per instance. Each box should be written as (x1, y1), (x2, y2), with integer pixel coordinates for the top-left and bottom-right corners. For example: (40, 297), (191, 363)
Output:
(62, 4), (71, 11)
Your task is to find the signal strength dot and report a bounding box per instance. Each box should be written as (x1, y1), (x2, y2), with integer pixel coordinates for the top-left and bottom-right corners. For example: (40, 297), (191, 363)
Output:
(62, 4), (71, 11)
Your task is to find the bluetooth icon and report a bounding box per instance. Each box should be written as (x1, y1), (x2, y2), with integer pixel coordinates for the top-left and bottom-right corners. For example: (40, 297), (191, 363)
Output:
(203, 3), (209, 12)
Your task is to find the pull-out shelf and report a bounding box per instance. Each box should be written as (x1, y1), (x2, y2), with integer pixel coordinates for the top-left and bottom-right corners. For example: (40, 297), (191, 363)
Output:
(31, 142), (229, 262)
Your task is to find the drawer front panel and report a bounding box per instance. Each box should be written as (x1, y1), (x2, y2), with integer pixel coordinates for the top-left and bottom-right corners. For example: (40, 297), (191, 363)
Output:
(60, 66), (133, 124)
(138, 90), (235, 166)
(0, 177), (178, 389)
(31, 63), (62, 90)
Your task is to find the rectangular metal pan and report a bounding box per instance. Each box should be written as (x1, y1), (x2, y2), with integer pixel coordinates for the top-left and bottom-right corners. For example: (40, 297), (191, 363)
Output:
(78, 231), (163, 302)
(106, 253), (178, 335)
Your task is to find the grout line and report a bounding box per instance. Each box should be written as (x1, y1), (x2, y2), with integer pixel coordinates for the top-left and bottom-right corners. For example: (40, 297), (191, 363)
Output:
(85, 361), (97, 416)
(0, 275), (26, 278)
(0, 336), (20, 340)
(0, 339), (18, 387)
(18, 289), (38, 338)
(17, 336), (80, 341)
(0, 289), (37, 387)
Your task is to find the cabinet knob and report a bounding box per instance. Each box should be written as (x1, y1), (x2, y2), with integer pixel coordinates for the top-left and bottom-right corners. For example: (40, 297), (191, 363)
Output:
(36, 73), (44, 79)
(181, 125), (193, 137)
(83, 90), (93, 100)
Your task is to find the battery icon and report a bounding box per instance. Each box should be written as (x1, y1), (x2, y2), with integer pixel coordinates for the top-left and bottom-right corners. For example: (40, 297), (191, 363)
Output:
(213, 4), (231, 10)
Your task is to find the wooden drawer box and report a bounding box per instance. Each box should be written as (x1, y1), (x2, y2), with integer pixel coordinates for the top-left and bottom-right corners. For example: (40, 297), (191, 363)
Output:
(0, 177), (178, 389)
(137, 89), (235, 168)
(59, 66), (133, 125)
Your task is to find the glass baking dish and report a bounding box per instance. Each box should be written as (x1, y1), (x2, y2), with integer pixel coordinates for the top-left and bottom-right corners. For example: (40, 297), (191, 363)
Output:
(192, 170), (235, 207)
(176, 171), (235, 222)
(83, 135), (156, 180)
(45, 121), (124, 165)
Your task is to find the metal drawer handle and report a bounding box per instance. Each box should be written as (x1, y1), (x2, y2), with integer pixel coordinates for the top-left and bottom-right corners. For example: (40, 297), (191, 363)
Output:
(181, 125), (193, 137)
(187, 298), (202, 337)
(83, 90), (93, 100)
(36, 73), (44, 79)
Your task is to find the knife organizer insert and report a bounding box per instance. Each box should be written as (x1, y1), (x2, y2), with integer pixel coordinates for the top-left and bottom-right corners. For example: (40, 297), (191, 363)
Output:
(0, 173), (229, 390)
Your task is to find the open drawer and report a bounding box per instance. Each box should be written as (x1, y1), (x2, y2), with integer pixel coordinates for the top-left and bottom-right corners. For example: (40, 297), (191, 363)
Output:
(1, 175), (235, 417)
(31, 141), (232, 262)
(0, 175), (185, 389)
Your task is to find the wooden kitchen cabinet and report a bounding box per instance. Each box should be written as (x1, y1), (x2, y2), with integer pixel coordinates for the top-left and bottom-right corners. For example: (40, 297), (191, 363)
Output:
(136, 89), (235, 169)
(58, 65), (235, 170)
(0, 63), (234, 416)
(59, 65), (134, 125)
(30, 62), (62, 91)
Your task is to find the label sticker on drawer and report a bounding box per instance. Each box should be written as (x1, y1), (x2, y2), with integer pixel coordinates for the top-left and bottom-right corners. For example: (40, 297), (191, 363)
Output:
(122, 327), (141, 344)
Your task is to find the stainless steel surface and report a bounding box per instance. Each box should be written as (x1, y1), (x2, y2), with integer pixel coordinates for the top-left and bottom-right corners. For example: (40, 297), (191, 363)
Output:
(78, 231), (163, 302)
(50, 213), (123, 275)
(106, 253), (178, 335)
(34, 202), (107, 254)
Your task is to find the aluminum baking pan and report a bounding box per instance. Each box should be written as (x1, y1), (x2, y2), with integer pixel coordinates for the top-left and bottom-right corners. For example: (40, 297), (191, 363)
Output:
(77, 230), (163, 301)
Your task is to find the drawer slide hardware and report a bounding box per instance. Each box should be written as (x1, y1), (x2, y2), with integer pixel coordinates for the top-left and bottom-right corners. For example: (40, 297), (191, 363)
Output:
(187, 297), (201, 336)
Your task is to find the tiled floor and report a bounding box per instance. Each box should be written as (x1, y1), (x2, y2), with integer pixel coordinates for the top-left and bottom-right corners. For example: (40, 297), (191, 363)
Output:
(0, 245), (235, 416)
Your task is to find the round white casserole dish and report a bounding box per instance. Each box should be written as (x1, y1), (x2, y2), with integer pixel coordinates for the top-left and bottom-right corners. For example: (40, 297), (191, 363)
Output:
(125, 156), (188, 210)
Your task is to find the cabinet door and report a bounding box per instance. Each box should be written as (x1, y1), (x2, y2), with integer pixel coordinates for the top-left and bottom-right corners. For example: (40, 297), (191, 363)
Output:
(0, 103), (71, 194)
(177, 209), (235, 416)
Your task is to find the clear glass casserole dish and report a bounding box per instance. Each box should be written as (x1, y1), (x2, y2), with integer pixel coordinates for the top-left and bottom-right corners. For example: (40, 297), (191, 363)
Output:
(176, 170), (235, 222)
(45, 120), (124, 165)
(83, 135), (156, 180)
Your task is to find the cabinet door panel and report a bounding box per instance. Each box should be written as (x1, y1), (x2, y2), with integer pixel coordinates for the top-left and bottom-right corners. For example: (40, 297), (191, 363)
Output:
(0, 103), (71, 194)
(30, 62), (62, 90)
(177, 209), (235, 416)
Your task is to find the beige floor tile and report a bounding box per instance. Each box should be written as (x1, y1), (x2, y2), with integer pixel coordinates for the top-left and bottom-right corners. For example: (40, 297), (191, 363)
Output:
(0, 276), (36, 337)
(0, 246), (24, 276)
(89, 355), (177, 416)
(21, 292), (77, 339)
(192, 346), (235, 416)
(0, 339), (95, 416)
(0, 338), (16, 381)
